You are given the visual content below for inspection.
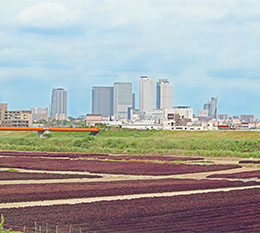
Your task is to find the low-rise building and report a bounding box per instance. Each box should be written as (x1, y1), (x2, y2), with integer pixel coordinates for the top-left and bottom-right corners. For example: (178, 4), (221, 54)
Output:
(86, 114), (102, 126)
(241, 115), (256, 123)
(0, 103), (32, 127)
(52, 113), (67, 121)
(32, 107), (49, 122)
(165, 107), (193, 120)
(2, 111), (32, 127)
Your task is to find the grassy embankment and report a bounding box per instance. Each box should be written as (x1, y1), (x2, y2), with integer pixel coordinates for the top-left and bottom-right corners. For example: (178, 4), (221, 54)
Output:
(1, 129), (260, 158)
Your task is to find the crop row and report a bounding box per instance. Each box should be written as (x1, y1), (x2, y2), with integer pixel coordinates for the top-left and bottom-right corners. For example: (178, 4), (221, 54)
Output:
(208, 170), (260, 179)
(0, 156), (240, 175)
(0, 171), (101, 180)
(1, 188), (260, 232)
(0, 150), (108, 158)
(95, 155), (204, 161)
(0, 151), (204, 161)
(0, 178), (258, 203)
(239, 160), (260, 164)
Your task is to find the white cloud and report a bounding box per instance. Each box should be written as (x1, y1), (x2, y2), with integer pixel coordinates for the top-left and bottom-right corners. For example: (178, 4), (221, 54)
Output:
(1, 0), (260, 115)
(14, 1), (79, 28)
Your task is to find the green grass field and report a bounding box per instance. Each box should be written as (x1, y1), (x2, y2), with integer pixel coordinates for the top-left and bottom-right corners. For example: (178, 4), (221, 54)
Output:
(1, 129), (260, 158)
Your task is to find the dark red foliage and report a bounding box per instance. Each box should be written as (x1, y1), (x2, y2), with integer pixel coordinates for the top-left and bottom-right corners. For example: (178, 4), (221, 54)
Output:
(96, 155), (204, 161)
(0, 156), (241, 175)
(0, 178), (258, 203)
(239, 160), (260, 164)
(1, 188), (260, 232)
(208, 170), (260, 179)
(0, 151), (108, 158)
(0, 171), (101, 180)
(0, 151), (203, 161)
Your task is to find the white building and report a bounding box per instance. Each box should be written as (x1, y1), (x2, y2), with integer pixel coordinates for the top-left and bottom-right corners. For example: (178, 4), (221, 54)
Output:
(122, 121), (163, 130)
(31, 107), (49, 122)
(139, 76), (154, 111)
(128, 109), (164, 122)
(53, 113), (67, 121)
(165, 107), (193, 120)
(113, 82), (133, 120)
(198, 109), (209, 117)
(156, 79), (173, 110)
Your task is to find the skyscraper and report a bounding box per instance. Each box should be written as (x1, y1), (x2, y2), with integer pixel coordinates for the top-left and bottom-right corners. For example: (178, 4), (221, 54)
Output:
(203, 97), (218, 119)
(50, 88), (67, 121)
(132, 93), (135, 110)
(156, 79), (173, 110)
(113, 82), (132, 120)
(139, 76), (154, 111)
(203, 102), (210, 111)
(92, 86), (113, 117)
(209, 97), (218, 119)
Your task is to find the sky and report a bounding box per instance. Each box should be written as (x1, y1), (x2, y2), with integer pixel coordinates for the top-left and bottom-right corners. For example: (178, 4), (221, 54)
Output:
(1, 0), (260, 117)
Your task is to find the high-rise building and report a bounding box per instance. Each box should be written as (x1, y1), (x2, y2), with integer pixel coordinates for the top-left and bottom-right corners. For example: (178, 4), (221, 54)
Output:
(203, 102), (210, 111)
(139, 76), (154, 111)
(132, 93), (135, 110)
(50, 88), (67, 121)
(203, 97), (218, 119)
(113, 82), (132, 120)
(156, 79), (173, 110)
(209, 97), (218, 119)
(92, 86), (113, 117)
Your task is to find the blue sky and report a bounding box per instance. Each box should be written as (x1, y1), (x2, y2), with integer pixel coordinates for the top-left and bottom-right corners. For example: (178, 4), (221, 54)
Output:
(1, 0), (260, 117)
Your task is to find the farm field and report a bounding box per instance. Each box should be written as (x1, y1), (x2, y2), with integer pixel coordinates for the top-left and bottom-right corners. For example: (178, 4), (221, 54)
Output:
(0, 178), (259, 203)
(0, 151), (204, 161)
(0, 156), (240, 175)
(1, 188), (260, 232)
(0, 130), (260, 232)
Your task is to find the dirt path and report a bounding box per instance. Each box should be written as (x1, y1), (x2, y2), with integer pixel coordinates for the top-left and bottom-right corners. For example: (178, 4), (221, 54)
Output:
(0, 167), (259, 185)
(0, 176), (155, 185)
(0, 185), (259, 209)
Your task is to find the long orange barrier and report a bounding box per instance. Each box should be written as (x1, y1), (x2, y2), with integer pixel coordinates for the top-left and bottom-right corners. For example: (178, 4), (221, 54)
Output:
(0, 127), (100, 133)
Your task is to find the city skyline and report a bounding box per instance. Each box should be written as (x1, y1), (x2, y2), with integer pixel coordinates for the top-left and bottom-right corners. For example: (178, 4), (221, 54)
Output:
(1, 1), (260, 117)
(0, 80), (258, 119)
(0, 75), (259, 124)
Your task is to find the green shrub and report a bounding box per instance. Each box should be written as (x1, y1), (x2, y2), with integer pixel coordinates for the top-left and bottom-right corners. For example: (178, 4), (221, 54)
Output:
(0, 215), (12, 233)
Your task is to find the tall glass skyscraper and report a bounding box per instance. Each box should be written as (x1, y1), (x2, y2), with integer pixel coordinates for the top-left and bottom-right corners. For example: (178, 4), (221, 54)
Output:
(113, 82), (132, 120)
(50, 88), (67, 120)
(156, 79), (173, 110)
(92, 86), (113, 117)
(139, 76), (154, 111)
(203, 97), (218, 119)
(209, 97), (218, 119)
